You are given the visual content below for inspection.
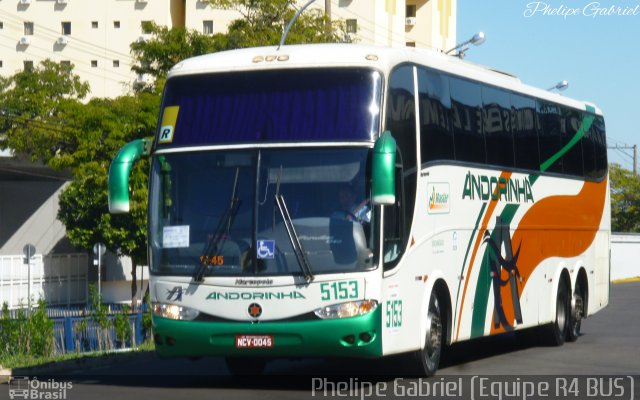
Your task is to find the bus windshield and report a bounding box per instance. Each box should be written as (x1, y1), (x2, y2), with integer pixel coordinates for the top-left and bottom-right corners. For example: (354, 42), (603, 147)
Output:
(155, 68), (382, 147)
(149, 148), (376, 277)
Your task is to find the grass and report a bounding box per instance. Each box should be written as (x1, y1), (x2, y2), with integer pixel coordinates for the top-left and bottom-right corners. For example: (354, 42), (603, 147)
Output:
(0, 340), (155, 370)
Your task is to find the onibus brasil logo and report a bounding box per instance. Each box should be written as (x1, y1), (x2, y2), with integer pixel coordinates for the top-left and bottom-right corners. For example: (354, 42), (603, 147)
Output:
(8, 376), (72, 399)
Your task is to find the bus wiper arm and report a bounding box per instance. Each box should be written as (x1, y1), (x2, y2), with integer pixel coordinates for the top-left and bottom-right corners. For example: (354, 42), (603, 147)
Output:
(275, 193), (314, 283)
(193, 168), (240, 282)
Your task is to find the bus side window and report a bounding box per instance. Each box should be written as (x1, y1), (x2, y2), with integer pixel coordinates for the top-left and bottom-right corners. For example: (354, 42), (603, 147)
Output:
(511, 94), (540, 171)
(418, 67), (454, 162)
(537, 100), (564, 173)
(450, 76), (486, 164)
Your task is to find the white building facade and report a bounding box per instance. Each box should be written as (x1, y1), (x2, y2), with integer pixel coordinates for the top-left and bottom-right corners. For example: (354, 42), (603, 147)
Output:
(0, 0), (456, 99)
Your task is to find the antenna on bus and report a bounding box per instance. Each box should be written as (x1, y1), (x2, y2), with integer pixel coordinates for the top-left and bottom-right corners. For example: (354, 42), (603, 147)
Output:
(278, 0), (317, 50)
(445, 31), (486, 58)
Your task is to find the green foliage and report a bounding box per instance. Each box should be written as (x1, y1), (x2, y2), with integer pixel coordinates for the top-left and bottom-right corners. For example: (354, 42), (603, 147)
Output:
(130, 0), (347, 92)
(114, 304), (132, 348)
(88, 284), (111, 351)
(0, 300), (54, 360)
(0, 60), (89, 165)
(130, 22), (228, 92)
(609, 163), (640, 232)
(212, 0), (347, 49)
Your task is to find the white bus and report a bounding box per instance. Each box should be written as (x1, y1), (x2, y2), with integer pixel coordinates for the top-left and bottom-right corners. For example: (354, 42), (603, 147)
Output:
(109, 44), (610, 376)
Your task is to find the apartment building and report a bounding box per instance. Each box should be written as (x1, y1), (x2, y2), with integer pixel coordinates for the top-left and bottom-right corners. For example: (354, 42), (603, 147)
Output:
(0, 0), (456, 99)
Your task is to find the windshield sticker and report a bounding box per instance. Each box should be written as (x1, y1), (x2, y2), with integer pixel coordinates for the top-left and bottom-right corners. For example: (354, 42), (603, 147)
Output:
(163, 225), (189, 248)
(256, 240), (275, 259)
(158, 106), (179, 144)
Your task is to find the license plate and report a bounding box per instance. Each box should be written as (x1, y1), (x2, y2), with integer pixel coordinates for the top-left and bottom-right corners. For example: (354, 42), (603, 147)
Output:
(235, 335), (274, 348)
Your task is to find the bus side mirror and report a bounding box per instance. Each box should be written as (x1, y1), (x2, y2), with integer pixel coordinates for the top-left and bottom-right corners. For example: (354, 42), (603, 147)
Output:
(108, 138), (151, 213)
(372, 131), (396, 205)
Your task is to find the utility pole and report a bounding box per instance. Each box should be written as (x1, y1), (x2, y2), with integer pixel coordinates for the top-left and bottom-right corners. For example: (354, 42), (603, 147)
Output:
(325, 0), (331, 18)
(608, 144), (638, 175)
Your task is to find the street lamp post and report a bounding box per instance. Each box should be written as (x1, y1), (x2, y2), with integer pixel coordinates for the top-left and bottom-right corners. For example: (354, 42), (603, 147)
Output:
(445, 31), (486, 58)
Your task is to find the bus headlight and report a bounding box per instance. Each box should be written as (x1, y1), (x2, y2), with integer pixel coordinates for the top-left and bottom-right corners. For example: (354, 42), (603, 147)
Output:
(152, 303), (200, 321)
(314, 300), (378, 319)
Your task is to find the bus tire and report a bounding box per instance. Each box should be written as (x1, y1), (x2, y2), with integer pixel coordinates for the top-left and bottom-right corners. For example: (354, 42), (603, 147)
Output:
(414, 292), (443, 376)
(566, 281), (584, 342)
(546, 277), (570, 346)
(224, 356), (267, 376)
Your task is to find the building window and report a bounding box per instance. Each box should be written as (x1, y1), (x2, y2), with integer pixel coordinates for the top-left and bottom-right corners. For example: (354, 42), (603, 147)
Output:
(24, 22), (34, 35)
(24, 61), (34, 71)
(202, 20), (214, 34)
(92, 21), (98, 29)
(346, 19), (357, 34)
(113, 60), (120, 68)
(0, 61), (3, 68)
(60, 60), (71, 67)
(141, 20), (152, 34)
(61, 22), (71, 35)
(113, 21), (121, 29)
(406, 42), (416, 47)
(0, 22), (4, 30)
(406, 4), (417, 17)
(91, 60), (98, 68)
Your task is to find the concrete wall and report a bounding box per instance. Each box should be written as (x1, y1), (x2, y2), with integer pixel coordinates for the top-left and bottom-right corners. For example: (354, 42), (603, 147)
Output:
(611, 233), (640, 281)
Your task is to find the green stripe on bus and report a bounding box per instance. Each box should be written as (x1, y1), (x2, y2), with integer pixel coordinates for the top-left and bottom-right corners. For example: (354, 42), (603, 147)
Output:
(539, 105), (597, 172)
(453, 202), (487, 332)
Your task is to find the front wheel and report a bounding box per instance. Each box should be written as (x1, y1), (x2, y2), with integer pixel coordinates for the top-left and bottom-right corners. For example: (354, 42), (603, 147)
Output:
(413, 292), (443, 376)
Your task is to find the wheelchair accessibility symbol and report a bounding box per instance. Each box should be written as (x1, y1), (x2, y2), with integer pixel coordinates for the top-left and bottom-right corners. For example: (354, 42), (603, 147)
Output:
(257, 240), (275, 259)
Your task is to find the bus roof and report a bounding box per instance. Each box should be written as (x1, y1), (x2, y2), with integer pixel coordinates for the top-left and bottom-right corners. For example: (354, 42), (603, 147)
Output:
(168, 43), (603, 116)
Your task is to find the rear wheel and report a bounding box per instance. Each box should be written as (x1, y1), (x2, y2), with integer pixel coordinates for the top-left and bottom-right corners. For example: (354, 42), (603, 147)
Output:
(546, 277), (570, 346)
(224, 357), (267, 376)
(413, 292), (443, 376)
(566, 282), (584, 342)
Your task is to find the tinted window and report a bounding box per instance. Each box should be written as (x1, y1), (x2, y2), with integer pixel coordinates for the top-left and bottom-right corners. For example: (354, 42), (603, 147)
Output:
(482, 85), (514, 168)
(537, 100), (563, 173)
(384, 65), (418, 268)
(418, 68), (454, 162)
(158, 69), (382, 147)
(386, 65), (418, 170)
(511, 94), (539, 170)
(581, 115), (598, 179)
(593, 116), (607, 178)
(450, 77), (485, 163)
(561, 107), (584, 177)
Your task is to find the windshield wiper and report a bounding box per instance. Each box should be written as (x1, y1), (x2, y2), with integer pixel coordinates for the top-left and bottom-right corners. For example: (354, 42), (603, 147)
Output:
(274, 193), (314, 283)
(193, 168), (240, 282)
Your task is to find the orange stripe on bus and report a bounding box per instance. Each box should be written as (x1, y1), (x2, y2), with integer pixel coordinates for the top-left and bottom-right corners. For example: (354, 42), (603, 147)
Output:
(455, 171), (512, 341)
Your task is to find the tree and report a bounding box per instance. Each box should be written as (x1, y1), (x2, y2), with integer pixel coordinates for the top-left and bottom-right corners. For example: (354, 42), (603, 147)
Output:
(130, 22), (228, 92)
(210, 0), (347, 49)
(609, 163), (640, 232)
(0, 60), (89, 166)
(130, 0), (348, 90)
(57, 93), (159, 306)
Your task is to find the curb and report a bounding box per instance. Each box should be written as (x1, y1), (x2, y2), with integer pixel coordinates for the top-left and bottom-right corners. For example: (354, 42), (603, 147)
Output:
(611, 277), (640, 284)
(1, 350), (156, 381)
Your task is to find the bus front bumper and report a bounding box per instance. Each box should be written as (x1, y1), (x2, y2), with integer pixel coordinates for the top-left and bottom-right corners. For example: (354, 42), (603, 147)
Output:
(152, 306), (382, 358)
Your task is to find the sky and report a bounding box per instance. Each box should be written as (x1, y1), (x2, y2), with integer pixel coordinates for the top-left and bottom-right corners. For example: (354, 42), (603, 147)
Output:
(457, 0), (640, 172)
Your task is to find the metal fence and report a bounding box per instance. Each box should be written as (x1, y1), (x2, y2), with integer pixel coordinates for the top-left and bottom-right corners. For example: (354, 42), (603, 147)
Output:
(2, 305), (148, 355)
(0, 253), (88, 309)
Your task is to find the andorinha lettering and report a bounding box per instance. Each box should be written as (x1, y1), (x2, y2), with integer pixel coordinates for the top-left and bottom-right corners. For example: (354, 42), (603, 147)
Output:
(462, 171), (534, 203)
(206, 291), (306, 300)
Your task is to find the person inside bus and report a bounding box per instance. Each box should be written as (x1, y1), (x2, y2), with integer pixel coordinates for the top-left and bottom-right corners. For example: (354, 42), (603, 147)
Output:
(333, 183), (371, 224)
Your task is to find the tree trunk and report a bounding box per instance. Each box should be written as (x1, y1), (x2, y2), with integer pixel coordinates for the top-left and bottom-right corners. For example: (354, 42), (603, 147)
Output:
(131, 260), (138, 311)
